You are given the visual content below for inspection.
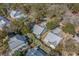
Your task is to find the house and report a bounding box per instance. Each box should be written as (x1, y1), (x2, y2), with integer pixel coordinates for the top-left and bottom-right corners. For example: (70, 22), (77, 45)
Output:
(32, 24), (45, 38)
(10, 10), (27, 19)
(8, 34), (28, 55)
(43, 32), (62, 49)
(52, 27), (62, 37)
(0, 16), (9, 30)
(26, 46), (47, 56)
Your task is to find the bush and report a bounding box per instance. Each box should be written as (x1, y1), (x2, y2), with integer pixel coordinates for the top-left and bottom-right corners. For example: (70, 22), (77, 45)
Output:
(21, 25), (31, 35)
(62, 23), (75, 35)
(13, 50), (26, 56)
(46, 19), (60, 30)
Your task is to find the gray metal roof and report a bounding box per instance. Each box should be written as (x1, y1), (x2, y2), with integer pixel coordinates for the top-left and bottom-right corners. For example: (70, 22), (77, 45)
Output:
(52, 27), (62, 37)
(0, 16), (9, 29)
(10, 10), (27, 19)
(9, 34), (28, 53)
(32, 25), (45, 38)
(43, 32), (62, 49)
(26, 47), (47, 56)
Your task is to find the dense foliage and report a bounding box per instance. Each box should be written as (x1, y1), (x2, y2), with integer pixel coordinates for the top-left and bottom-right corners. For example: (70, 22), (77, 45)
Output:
(9, 20), (31, 35)
(46, 18), (60, 30)
(62, 23), (75, 35)
(0, 30), (8, 55)
(13, 50), (26, 56)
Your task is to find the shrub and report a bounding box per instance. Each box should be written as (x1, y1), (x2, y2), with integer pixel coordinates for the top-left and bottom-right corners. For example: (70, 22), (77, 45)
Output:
(46, 19), (60, 30)
(62, 23), (75, 35)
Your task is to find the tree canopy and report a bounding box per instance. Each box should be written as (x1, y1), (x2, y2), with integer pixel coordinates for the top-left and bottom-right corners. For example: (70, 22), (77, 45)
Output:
(46, 18), (60, 30)
(0, 30), (8, 55)
(13, 50), (26, 56)
(62, 23), (75, 35)
(9, 20), (31, 35)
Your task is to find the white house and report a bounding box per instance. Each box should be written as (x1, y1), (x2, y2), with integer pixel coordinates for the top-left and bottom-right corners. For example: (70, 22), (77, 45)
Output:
(43, 32), (62, 49)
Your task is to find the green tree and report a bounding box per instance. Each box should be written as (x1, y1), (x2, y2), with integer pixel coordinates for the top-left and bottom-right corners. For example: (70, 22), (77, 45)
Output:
(0, 30), (7, 39)
(0, 29), (9, 55)
(9, 20), (23, 33)
(13, 50), (26, 56)
(0, 4), (8, 17)
(62, 23), (75, 35)
(21, 25), (31, 35)
(27, 33), (36, 44)
(46, 18), (60, 30)
(9, 20), (31, 35)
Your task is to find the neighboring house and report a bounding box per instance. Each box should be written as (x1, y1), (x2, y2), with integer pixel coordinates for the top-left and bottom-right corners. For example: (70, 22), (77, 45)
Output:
(52, 27), (62, 37)
(10, 10), (27, 20)
(43, 32), (62, 49)
(8, 34), (28, 55)
(32, 24), (45, 38)
(0, 16), (9, 30)
(26, 47), (47, 56)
